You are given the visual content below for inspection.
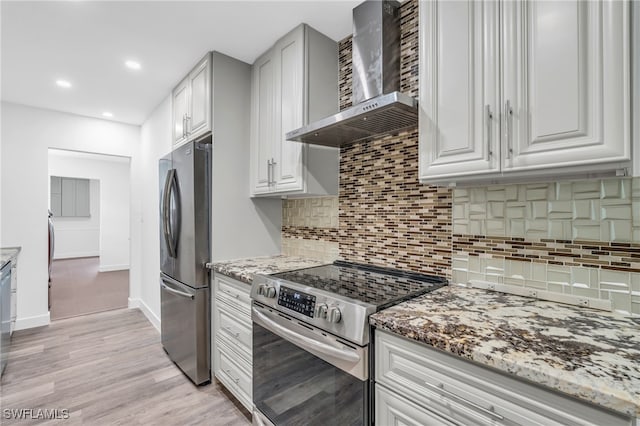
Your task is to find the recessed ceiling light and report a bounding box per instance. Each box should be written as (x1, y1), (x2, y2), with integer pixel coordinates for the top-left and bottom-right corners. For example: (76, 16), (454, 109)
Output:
(102, 112), (113, 118)
(56, 79), (72, 88)
(125, 60), (141, 70)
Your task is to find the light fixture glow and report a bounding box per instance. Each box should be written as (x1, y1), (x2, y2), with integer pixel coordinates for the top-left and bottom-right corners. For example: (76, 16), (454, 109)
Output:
(102, 112), (113, 118)
(56, 79), (72, 88)
(125, 60), (141, 70)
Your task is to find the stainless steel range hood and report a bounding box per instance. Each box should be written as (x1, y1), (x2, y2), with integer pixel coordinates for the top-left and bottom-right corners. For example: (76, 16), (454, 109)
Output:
(286, 0), (416, 148)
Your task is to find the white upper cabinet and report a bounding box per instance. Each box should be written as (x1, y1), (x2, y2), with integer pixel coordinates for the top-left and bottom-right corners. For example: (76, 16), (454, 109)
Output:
(250, 51), (276, 195)
(419, 0), (631, 184)
(250, 24), (339, 197)
(172, 77), (189, 145)
(172, 53), (212, 145)
(419, 0), (500, 181)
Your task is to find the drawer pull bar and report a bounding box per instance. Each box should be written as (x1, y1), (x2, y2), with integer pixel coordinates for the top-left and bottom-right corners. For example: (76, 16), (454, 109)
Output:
(221, 289), (240, 299)
(224, 326), (240, 338)
(424, 381), (504, 421)
(224, 369), (240, 384)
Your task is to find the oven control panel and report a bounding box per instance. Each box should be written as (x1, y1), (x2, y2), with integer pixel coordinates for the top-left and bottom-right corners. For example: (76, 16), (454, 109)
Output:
(278, 286), (316, 318)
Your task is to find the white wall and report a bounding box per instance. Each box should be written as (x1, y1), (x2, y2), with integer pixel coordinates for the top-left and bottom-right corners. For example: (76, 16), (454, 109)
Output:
(0, 102), (140, 329)
(48, 150), (131, 271)
(50, 178), (101, 259)
(137, 95), (172, 328)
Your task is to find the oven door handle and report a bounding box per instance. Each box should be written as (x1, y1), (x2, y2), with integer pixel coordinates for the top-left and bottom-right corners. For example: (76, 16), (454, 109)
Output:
(252, 306), (361, 365)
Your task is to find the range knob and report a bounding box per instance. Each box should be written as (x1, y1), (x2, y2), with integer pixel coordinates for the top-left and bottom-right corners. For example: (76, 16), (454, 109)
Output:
(256, 284), (266, 296)
(316, 303), (328, 319)
(265, 286), (276, 298)
(328, 306), (342, 323)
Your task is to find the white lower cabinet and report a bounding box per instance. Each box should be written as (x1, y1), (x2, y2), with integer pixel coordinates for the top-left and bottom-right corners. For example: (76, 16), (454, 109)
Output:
(212, 273), (252, 411)
(375, 330), (634, 426)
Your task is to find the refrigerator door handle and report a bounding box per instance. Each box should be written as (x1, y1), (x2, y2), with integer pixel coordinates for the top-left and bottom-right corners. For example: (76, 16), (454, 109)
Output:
(161, 282), (194, 300)
(162, 169), (177, 258)
(169, 169), (180, 256)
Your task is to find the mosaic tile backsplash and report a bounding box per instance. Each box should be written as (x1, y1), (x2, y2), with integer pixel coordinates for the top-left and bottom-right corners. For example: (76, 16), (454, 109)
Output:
(337, 0), (453, 278)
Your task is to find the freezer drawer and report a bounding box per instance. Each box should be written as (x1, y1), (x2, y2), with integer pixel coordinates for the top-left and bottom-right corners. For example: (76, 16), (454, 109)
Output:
(160, 272), (210, 385)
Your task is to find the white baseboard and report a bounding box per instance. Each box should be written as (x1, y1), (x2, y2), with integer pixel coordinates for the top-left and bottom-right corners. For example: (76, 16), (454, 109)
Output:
(14, 312), (51, 330)
(53, 251), (100, 260)
(99, 264), (130, 272)
(129, 298), (160, 333)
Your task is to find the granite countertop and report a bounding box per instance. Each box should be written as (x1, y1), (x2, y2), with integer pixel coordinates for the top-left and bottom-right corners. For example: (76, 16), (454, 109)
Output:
(0, 246), (22, 269)
(212, 255), (328, 285)
(370, 285), (640, 417)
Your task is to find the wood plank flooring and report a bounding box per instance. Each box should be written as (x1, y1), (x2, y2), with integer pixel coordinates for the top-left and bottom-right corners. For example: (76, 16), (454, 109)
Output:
(50, 257), (129, 320)
(1, 308), (251, 425)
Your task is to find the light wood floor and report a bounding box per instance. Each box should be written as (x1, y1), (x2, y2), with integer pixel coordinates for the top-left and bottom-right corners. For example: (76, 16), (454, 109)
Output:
(50, 257), (129, 320)
(1, 308), (251, 425)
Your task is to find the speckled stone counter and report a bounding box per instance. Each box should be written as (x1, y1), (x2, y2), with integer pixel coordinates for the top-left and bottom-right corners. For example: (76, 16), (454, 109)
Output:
(370, 285), (640, 417)
(212, 255), (328, 285)
(1, 247), (21, 269)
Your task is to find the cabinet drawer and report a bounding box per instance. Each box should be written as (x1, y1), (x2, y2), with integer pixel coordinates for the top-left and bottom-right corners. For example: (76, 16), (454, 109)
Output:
(376, 384), (458, 426)
(375, 330), (631, 426)
(214, 302), (252, 362)
(214, 338), (252, 411)
(213, 274), (251, 312)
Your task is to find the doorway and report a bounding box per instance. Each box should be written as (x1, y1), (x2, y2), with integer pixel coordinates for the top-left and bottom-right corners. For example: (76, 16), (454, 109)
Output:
(47, 149), (131, 320)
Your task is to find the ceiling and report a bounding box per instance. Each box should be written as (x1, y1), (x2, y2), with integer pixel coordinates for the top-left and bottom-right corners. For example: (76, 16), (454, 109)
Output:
(1, 1), (361, 125)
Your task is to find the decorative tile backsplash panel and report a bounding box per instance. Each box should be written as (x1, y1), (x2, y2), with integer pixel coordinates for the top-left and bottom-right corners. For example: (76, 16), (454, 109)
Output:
(453, 178), (640, 242)
(453, 177), (640, 314)
(281, 197), (339, 263)
(337, 0), (452, 277)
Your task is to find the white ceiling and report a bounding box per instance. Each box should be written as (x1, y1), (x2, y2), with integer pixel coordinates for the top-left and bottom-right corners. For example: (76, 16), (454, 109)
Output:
(1, 1), (361, 125)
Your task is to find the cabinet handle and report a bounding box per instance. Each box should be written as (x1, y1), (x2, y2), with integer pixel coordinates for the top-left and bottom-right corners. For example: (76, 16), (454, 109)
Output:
(224, 326), (240, 338)
(225, 369), (240, 384)
(221, 288), (240, 299)
(423, 381), (505, 421)
(182, 114), (187, 138)
(485, 105), (493, 158)
(505, 100), (513, 160)
(271, 158), (277, 185)
(185, 115), (191, 135)
(267, 159), (271, 185)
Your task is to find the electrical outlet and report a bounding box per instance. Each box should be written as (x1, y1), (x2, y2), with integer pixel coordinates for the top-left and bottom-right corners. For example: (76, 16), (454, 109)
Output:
(487, 283), (496, 290)
(577, 298), (589, 307)
(527, 290), (538, 298)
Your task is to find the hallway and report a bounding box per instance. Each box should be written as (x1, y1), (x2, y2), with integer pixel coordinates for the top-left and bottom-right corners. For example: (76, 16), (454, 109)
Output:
(50, 257), (128, 320)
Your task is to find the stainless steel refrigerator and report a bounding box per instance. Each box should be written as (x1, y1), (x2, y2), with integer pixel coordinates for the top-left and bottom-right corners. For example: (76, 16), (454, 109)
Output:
(159, 137), (211, 385)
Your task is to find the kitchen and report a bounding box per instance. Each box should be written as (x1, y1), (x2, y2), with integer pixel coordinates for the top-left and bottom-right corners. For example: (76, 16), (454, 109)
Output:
(1, 0), (639, 425)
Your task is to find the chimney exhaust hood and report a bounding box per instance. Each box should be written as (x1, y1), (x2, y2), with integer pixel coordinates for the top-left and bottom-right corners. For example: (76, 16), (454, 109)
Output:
(286, 0), (417, 148)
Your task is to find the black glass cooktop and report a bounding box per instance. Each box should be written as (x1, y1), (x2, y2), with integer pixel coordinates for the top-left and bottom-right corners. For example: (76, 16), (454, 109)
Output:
(270, 261), (447, 310)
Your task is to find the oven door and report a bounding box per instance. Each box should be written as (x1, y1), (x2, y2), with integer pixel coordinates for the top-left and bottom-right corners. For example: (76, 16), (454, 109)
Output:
(252, 302), (368, 426)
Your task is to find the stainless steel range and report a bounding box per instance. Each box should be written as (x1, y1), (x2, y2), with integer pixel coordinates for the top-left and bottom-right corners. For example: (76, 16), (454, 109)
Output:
(250, 261), (447, 426)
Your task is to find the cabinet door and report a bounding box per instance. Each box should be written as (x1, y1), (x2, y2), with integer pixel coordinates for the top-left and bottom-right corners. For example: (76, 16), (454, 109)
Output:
(419, 0), (500, 182)
(74, 178), (90, 217)
(274, 25), (305, 193)
(188, 54), (212, 140)
(172, 77), (189, 145)
(250, 51), (276, 195)
(376, 385), (458, 426)
(502, 0), (630, 172)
